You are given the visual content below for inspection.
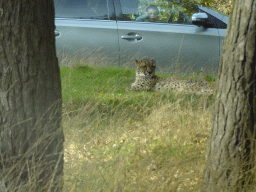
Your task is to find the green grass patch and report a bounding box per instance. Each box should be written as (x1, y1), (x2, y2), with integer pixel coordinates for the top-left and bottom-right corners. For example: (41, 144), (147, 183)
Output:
(61, 65), (214, 110)
(61, 63), (216, 192)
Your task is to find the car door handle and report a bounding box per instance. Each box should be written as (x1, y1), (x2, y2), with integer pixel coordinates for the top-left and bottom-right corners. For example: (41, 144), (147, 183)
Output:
(121, 33), (142, 41)
(55, 30), (61, 37)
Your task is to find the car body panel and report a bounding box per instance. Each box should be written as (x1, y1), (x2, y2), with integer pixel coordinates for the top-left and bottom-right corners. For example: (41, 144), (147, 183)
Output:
(55, 19), (119, 65)
(218, 28), (227, 55)
(117, 21), (220, 73)
(54, 0), (119, 66)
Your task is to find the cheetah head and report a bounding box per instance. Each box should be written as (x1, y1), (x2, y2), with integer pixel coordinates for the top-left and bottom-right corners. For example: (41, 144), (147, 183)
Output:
(135, 59), (156, 77)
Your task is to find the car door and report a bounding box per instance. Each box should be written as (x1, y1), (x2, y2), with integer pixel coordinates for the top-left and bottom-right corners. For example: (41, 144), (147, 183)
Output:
(114, 0), (226, 74)
(54, 0), (119, 66)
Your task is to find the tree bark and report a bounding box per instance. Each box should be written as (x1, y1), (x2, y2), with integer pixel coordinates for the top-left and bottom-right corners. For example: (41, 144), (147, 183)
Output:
(203, 0), (256, 191)
(0, 0), (63, 191)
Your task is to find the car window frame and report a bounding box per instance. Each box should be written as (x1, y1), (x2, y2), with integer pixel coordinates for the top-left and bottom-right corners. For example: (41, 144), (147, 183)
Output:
(115, 0), (198, 25)
(54, 0), (116, 20)
(114, 0), (227, 29)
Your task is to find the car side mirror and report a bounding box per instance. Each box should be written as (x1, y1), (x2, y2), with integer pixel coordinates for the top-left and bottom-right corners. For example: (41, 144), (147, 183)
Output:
(191, 13), (208, 26)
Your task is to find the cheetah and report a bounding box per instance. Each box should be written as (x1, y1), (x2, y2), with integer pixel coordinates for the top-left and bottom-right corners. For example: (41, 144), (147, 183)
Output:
(126, 59), (213, 95)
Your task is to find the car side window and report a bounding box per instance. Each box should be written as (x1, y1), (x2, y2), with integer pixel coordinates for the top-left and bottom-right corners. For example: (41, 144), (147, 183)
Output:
(119, 0), (198, 25)
(54, 0), (110, 20)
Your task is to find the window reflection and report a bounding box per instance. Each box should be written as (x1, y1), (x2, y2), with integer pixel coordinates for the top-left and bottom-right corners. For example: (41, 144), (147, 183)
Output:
(120, 0), (198, 24)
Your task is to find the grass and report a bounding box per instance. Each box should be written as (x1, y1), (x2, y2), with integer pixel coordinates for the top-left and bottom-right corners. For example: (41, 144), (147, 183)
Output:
(61, 60), (216, 191)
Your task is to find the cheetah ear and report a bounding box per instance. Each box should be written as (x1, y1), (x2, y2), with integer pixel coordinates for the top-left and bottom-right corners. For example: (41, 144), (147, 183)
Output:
(151, 59), (156, 65)
(135, 59), (139, 64)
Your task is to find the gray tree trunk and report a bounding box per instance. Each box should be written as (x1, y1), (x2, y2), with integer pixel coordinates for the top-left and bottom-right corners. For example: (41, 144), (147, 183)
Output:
(0, 0), (63, 191)
(203, 0), (256, 191)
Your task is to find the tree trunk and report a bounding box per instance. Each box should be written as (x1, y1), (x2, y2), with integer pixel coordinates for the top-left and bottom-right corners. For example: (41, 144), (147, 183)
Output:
(203, 0), (256, 191)
(0, 0), (63, 191)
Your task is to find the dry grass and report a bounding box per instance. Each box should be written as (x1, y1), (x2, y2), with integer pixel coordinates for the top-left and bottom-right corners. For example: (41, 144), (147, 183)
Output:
(2, 53), (255, 191)
(63, 97), (212, 192)
(59, 56), (215, 191)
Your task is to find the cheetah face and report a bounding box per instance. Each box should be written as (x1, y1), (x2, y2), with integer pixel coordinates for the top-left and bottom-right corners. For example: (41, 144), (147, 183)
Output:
(135, 59), (156, 77)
